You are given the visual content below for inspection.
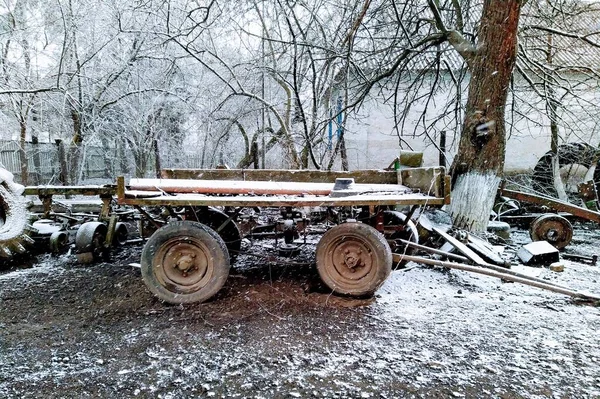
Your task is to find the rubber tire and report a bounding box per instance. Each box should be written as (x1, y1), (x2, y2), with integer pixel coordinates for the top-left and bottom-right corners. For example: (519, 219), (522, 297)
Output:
(316, 223), (392, 297)
(532, 143), (600, 198)
(49, 231), (69, 254)
(113, 222), (128, 246)
(75, 222), (108, 261)
(141, 221), (230, 304)
(192, 207), (242, 263)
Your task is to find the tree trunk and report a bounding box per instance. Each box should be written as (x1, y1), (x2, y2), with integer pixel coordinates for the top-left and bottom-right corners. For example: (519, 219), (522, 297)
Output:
(19, 119), (28, 185)
(69, 108), (83, 184)
(450, 0), (522, 232)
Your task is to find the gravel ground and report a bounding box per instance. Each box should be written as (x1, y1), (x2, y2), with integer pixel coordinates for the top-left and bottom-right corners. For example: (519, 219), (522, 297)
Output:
(0, 225), (599, 398)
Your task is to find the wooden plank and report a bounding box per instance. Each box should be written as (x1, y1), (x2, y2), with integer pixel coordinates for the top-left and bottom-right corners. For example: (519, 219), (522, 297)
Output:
(432, 227), (488, 266)
(129, 178), (410, 196)
(160, 168), (398, 184)
(119, 192), (446, 208)
(23, 186), (116, 196)
(500, 188), (600, 224)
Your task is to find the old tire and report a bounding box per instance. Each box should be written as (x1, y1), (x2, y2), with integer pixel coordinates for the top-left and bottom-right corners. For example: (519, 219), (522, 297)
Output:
(316, 222), (392, 297)
(192, 207), (242, 263)
(75, 222), (108, 262)
(0, 168), (30, 258)
(113, 222), (128, 246)
(49, 231), (69, 254)
(529, 214), (573, 249)
(532, 143), (600, 199)
(141, 221), (230, 304)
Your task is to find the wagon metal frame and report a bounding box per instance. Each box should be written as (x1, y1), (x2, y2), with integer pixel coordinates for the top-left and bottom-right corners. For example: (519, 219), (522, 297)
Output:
(113, 166), (450, 304)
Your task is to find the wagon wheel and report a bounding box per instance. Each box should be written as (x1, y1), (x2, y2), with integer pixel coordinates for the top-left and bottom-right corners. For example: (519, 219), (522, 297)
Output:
(191, 207), (242, 262)
(529, 214), (573, 249)
(75, 222), (108, 263)
(532, 143), (600, 201)
(49, 231), (69, 254)
(141, 221), (230, 304)
(373, 210), (419, 268)
(316, 223), (392, 297)
(112, 222), (128, 246)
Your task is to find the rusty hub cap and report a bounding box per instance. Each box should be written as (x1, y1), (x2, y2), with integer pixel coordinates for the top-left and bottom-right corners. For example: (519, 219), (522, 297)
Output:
(323, 237), (373, 283)
(155, 238), (212, 292)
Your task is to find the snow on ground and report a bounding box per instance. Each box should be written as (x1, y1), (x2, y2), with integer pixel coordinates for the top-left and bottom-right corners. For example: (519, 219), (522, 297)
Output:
(0, 226), (599, 398)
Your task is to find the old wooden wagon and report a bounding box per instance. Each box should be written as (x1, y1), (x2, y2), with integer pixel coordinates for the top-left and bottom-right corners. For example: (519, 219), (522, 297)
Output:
(111, 167), (450, 304)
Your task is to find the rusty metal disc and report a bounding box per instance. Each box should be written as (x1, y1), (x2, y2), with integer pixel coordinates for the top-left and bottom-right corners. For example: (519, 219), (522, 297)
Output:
(315, 222), (392, 297)
(529, 214), (573, 249)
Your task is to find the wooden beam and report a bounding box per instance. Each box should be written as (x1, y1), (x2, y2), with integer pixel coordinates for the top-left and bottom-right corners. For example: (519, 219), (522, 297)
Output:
(500, 188), (600, 224)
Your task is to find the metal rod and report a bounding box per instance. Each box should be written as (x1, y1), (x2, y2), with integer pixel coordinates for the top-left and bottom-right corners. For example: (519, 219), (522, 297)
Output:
(393, 254), (600, 301)
(398, 239), (469, 263)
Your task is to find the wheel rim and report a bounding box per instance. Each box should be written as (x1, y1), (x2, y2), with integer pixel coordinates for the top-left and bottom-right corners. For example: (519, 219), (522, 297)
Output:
(530, 215), (573, 249)
(317, 230), (385, 293)
(153, 236), (214, 294)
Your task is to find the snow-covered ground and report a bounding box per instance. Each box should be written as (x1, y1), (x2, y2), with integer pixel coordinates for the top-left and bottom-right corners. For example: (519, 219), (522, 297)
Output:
(0, 226), (599, 398)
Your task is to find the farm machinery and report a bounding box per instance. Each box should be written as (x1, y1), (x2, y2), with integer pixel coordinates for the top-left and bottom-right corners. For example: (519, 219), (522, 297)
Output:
(1, 165), (450, 304)
(3, 163), (598, 304)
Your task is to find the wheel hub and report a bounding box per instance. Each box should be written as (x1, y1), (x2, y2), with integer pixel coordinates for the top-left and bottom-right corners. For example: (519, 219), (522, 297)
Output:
(160, 241), (210, 287)
(175, 252), (196, 272)
(343, 248), (363, 270)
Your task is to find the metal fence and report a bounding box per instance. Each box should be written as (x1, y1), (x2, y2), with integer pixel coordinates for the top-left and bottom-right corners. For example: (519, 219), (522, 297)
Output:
(0, 140), (208, 184)
(0, 140), (134, 184)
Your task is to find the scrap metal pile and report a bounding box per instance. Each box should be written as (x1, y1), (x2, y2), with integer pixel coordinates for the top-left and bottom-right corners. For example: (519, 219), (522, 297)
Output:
(0, 162), (598, 305)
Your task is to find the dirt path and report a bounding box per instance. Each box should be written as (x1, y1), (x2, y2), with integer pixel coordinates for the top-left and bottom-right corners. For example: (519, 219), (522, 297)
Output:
(1, 227), (599, 398)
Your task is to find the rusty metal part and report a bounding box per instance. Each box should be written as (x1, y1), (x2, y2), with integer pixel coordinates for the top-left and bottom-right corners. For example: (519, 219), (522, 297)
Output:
(49, 231), (69, 253)
(23, 186), (116, 196)
(315, 223), (392, 296)
(577, 180), (599, 208)
(140, 221), (230, 304)
(500, 188), (600, 224)
(397, 239), (469, 263)
(392, 254), (600, 302)
(529, 214), (573, 249)
(75, 222), (108, 263)
(562, 253), (598, 265)
(120, 191), (446, 208)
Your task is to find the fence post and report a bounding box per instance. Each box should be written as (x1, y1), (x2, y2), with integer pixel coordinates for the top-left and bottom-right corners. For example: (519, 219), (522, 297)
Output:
(439, 131), (447, 169)
(153, 139), (161, 178)
(31, 136), (42, 185)
(56, 139), (68, 185)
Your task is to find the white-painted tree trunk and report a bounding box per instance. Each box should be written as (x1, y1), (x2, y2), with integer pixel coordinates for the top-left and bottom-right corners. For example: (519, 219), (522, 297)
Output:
(552, 155), (569, 202)
(450, 172), (501, 232)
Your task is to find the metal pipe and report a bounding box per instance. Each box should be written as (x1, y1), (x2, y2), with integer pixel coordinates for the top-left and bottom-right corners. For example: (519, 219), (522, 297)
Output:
(393, 254), (600, 301)
(398, 239), (469, 263)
